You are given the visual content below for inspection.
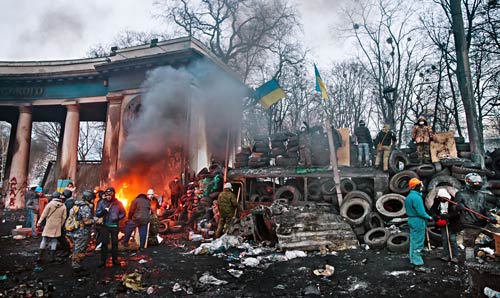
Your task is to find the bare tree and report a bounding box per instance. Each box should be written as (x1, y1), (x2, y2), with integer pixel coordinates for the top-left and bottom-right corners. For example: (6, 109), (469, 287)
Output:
(0, 122), (11, 185)
(78, 122), (105, 161)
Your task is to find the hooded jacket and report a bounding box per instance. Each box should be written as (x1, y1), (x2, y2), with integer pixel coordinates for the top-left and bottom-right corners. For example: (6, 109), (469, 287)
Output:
(37, 198), (67, 237)
(354, 125), (373, 145)
(411, 117), (434, 144)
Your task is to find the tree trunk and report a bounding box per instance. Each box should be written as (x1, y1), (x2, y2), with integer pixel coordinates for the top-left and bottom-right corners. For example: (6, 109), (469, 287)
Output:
(449, 0), (484, 167)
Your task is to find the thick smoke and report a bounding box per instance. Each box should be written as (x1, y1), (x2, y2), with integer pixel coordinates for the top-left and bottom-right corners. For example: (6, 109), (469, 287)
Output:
(117, 59), (247, 190)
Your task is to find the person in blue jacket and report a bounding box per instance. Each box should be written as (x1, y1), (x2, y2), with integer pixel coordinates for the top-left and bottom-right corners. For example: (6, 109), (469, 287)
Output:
(405, 178), (433, 273)
(96, 187), (125, 267)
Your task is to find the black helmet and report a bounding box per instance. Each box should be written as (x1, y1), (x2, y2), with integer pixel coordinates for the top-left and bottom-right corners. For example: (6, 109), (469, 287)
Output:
(359, 120), (365, 126)
(62, 189), (73, 199)
(82, 190), (96, 202)
(465, 173), (483, 191)
(51, 191), (61, 200)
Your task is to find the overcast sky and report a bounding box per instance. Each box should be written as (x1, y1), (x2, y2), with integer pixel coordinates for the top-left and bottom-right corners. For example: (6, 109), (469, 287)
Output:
(0, 0), (355, 64)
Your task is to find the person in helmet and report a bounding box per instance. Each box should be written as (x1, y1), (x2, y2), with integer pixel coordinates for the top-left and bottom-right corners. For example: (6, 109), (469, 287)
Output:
(430, 188), (460, 263)
(411, 116), (434, 164)
(63, 189), (74, 217)
(215, 182), (240, 238)
(404, 178), (433, 273)
(67, 190), (94, 271)
(373, 124), (397, 171)
(96, 187), (125, 267)
(354, 120), (373, 167)
(455, 173), (498, 260)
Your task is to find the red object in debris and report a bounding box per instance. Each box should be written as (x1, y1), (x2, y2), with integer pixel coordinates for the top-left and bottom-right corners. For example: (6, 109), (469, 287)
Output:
(436, 219), (447, 227)
(240, 210), (251, 218)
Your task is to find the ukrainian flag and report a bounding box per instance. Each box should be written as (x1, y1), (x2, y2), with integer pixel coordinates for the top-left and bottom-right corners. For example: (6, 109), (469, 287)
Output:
(254, 79), (286, 109)
(314, 64), (328, 100)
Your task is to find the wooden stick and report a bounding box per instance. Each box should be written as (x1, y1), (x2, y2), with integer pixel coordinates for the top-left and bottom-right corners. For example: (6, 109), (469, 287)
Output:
(425, 227), (432, 250)
(439, 197), (492, 222)
(445, 223), (453, 259)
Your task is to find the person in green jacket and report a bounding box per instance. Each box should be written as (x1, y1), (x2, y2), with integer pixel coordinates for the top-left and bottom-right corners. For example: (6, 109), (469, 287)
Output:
(404, 178), (433, 273)
(215, 183), (239, 238)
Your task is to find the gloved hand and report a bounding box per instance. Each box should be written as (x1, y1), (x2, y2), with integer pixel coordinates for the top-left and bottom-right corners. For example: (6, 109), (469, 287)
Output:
(436, 219), (447, 227)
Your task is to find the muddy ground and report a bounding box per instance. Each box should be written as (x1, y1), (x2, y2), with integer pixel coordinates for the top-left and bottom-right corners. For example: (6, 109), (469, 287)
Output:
(0, 217), (488, 298)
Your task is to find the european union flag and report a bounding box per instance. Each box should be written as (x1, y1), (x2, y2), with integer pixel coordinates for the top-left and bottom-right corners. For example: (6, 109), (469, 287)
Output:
(253, 79), (286, 109)
(314, 64), (328, 100)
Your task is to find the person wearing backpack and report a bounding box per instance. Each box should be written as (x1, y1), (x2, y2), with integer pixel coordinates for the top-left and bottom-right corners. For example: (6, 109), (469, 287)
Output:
(96, 187), (125, 267)
(66, 191), (94, 271)
(36, 192), (66, 263)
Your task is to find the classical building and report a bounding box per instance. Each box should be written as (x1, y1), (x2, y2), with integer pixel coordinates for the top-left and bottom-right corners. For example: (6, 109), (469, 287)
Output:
(0, 37), (247, 209)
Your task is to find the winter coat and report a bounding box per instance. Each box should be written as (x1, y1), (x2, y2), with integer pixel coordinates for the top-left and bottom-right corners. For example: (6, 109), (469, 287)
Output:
(455, 188), (495, 229)
(65, 198), (75, 217)
(67, 200), (94, 236)
(354, 126), (372, 145)
(217, 189), (238, 218)
(405, 190), (431, 220)
(37, 198), (67, 237)
(411, 117), (434, 144)
(374, 130), (396, 146)
(430, 199), (461, 233)
(128, 196), (151, 225)
(169, 181), (184, 196)
(96, 198), (125, 228)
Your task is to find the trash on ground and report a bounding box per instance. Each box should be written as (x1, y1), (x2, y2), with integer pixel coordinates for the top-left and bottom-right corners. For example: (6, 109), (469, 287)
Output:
(241, 257), (260, 267)
(227, 269), (243, 278)
(122, 272), (144, 291)
(285, 250), (307, 260)
(157, 235), (164, 244)
(147, 286), (155, 295)
(0, 275), (7, 281)
(480, 247), (495, 256)
(484, 286), (500, 298)
(172, 283), (182, 292)
(191, 235), (243, 255)
(385, 271), (412, 276)
(303, 284), (321, 295)
(199, 272), (228, 285)
(313, 264), (334, 277)
(138, 259), (148, 264)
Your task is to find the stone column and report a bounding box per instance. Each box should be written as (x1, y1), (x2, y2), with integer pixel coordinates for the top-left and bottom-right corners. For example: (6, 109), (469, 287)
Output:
(7, 105), (32, 209)
(59, 103), (80, 181)
(100, 95), (123, 185)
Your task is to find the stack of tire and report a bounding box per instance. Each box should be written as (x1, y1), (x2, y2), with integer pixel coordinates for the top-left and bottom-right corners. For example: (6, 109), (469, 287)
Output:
(270, 133), (298, 167)
(284, 133), (300, 166)
(249, 137), (270, 168)
(310, 129), (330, 166)
(234, 146), (251, 168)
(337, 188), (410, 251)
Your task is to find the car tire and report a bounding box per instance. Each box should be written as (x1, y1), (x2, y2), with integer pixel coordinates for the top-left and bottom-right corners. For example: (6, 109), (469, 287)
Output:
(340, 178), (357, 194)
(340, 198), (372, 226)
(387, 232), (410, 252)
(364, 212), (385, 230)
(389, 150), (411, 173)
(375, 193), (406, 218)
(363, 227), (390, 249)
(344, 190), (373, 207)
(427, 175), (462, 191)
(321, 180), (337, 195)
(273, 185), (302, 205)
(416, 164), (435, 177)
(389, 170), (419, 194)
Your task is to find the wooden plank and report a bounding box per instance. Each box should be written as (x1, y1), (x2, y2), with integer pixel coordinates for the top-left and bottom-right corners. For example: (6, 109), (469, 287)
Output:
(430, 131), (458, 162)
(337, 128), (350, 166)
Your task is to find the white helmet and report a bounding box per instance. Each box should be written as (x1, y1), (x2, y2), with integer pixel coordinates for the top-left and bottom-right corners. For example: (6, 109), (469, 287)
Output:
(224, 182), (232, 190)
(147, 189), (155, 196)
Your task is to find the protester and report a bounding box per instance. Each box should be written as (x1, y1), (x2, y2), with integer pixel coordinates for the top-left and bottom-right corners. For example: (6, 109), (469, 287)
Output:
(93, 188), (105, 251)
(36, 192), (67, 263)
(37, 187), (49, 236)
(215, 183), (240, 238)
(63, 189), (74, 216)
(354, 119), (373, 167)
(169, 177), (184, 209)
(122, 193), (151, 251)
(67, 190), (94, 271)
(65, 182), (77, 196)
(404, 178), (433, 273)
(430, 188), (459, 263)
(96, 187), (125, 267)
(373, 124), (397, 171)
(455, 173), (498, 261)
(25, 186), (38, 236)
(411, 116), (434, 164)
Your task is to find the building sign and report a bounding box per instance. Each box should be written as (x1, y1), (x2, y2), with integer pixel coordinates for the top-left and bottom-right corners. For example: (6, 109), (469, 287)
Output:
(0, 87), (44, 98)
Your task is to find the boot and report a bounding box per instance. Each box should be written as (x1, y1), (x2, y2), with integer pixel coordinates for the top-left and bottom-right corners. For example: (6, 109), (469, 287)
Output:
(47, 250), (56, 263)
(36, 249), (46, 263)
